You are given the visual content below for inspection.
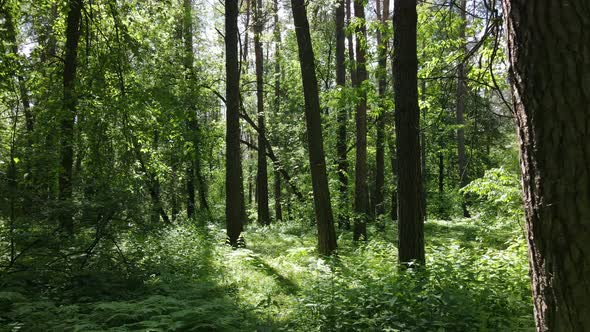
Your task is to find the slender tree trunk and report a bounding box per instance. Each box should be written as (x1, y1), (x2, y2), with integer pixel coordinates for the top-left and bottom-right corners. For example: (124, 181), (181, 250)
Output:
(393, 0), (424, 265)
(290, 0), (337, 255)
(352, 0), (368, 241)
(421, 80), (427, 219)
(456, 0), (470, 218)
(335, 0), (349, 228)
(273, 0), (283, 222)
(226, 0), (244, 245)
(375, 0), (389, 218)
(253, 0), (270, 226)
(242, 0), (251, 72)
(59, 0), (83, 234)
(183, 0), (196, 219)
(346, 0), (357, 86)
(503, 1), (590, 330)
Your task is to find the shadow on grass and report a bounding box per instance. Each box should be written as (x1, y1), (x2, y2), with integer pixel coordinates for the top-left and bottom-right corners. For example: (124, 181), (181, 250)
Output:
(425, 219), (519, 249)
(243, 252), (300, 295)
(0, 223), (266, 331)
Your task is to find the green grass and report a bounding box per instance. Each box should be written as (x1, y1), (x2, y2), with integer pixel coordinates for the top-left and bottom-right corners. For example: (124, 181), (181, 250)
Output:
(0, 217), (534, 331)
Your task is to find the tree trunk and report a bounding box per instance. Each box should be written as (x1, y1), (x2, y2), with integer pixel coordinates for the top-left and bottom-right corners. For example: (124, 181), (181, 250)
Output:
(183, 0), (196, 219)
(59, 0), (83, 234)
(290, 0), (337, 255)
(456, 0), (470, 218)
(253, 0), (270, 226)
(421, 80), (427, 220)
(346, 0), (356, 86)
(393, 0), (424, 265)
(335, 0), (349, 228)
(375, 0), (389, 218)
(273, 0), (283, 222)
(503, 1), (590, 330)
(225, 0), (244, 245)
(387, 136), (398, 221)
(352, 0), (368, 241)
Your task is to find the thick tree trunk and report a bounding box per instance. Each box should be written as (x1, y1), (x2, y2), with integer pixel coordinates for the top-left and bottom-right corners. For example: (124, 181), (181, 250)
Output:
(335, 0), (349, 228)
(225, 0), (244, 245)
(291, 0), (337, 255)
(456, 0), (470, 218)
(503, 1), (590, 330)
(352, 0), (368, 241)
(59, 0), (83, 234)
(375, 0), (389, 218)
(393, 0), (424, 265)
(253, 0), (270, 226)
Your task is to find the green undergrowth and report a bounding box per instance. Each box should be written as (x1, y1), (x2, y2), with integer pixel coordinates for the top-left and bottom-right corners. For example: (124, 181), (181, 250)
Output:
(0, 218), (533, 331)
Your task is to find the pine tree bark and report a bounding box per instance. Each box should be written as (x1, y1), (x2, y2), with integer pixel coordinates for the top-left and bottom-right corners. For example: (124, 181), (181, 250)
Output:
(352, 0), (368, 241)
(335, 0), (349, 228)
(456, 0), (470, 218)
(291, 0), (337, 255)
(503, 1), (590, 330)
(253, 0), (270, 226)
(225, 0), (244, 245)
(375, 0), (389, 217)
(59, 0), (83, 234)
(393, 0), (424, 264)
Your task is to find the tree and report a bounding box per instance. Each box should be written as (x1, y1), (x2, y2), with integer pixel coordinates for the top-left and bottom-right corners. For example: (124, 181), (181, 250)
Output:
(456, 0), (470, 218)
(503, 0), (590, 330)
(335, 0), (348, 228)
(225, 0), (243, 245)
(272, 0), (283, 222)
(352, 0), (368, 241)
(253, 0), (270, 226)
(375, 0), (390, 217)
(393, 0), (424, 264)
(59, 0), (83, 234)
(290, 0), (337, 255)
(346, 0), (357, 86)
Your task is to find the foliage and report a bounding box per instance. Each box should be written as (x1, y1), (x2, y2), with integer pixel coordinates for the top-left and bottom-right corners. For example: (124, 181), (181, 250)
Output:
(461, 167), (524, 222)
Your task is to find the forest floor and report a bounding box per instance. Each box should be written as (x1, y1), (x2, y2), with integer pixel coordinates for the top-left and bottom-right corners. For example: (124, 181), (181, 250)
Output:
(1, 217), (534, 331)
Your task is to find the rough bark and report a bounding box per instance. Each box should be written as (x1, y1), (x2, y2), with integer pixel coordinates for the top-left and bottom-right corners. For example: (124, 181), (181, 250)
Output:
(253, 0), (270, 226)
(225, 0), (244, 245)
(393, 0), (424, 264)
(456, 0), (470, 218)
(375, 0), (389, 217)
(352, 0), (368, 241)
(503, 1), (590, 330)
(335, 0), (349, 228)
(59, 0), (83, 234)
(290, 0), (337, 255)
